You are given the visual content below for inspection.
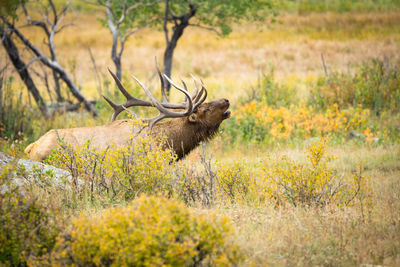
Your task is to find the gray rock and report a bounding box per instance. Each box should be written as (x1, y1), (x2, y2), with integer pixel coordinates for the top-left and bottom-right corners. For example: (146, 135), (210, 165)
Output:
(0, 152), (72, 187)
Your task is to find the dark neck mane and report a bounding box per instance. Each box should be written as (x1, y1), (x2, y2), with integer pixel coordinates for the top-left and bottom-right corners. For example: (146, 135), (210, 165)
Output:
(151, 118), (220, 160)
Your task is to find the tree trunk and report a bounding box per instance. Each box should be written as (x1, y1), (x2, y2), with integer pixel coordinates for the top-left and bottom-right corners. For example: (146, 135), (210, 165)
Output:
(111, 33), (122, 81)
(53, 69), (63, 102)
(1, 28), (48, 116)
(112, 53), (122, 84)
(107, 0), (123, 82)
(163, 44), (173, 91)
(111, 37), (122, 98)
(163, 3), (196, 94)
(163, 23), (189, 94)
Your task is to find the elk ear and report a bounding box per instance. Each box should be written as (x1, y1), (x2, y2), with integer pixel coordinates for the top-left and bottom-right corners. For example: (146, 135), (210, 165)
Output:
(188, 113), (198, 123)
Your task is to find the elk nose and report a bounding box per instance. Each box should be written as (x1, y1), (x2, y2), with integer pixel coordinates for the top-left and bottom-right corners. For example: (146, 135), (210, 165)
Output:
(223, 99), (230, 104)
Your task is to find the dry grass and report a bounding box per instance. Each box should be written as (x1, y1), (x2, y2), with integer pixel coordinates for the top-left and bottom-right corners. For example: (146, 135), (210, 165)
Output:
(5, 11), (399, 103)
(221, 198), (400, 266)
(185, 139), (400, 265)
(189, 144), (400, 266)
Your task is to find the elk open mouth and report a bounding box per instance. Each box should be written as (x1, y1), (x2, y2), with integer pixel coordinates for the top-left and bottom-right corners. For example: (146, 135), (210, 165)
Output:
(223, 110), (231, 119)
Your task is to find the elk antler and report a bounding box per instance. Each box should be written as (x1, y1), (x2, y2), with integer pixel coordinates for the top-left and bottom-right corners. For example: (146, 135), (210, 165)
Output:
(104, 68), (208, 129)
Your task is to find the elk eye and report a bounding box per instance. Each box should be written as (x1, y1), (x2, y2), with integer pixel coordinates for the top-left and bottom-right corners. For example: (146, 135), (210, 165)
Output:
(204, 108), (211, 113)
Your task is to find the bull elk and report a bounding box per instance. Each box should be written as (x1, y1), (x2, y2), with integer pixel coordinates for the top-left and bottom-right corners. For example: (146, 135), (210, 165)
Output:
(25, 67), (231, 161)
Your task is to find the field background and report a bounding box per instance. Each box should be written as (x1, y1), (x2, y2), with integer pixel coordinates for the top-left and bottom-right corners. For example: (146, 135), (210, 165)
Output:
(1, 0), (400, 266)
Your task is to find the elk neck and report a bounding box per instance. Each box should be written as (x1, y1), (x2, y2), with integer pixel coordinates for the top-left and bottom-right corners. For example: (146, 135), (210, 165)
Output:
(152, 117), (220, 160)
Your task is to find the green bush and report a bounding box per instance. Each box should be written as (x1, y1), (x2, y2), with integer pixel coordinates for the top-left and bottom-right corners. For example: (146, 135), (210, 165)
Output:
(309, 58), (400, 115)
(0, 164), (60, 266)
(51, 195), (242, 266)
(174, 144), (256, 206)
(45, 131), (177, 203)
(0, 76), (36, 143)
(242, 65), (298, 108)
(262, 139), (373, 207)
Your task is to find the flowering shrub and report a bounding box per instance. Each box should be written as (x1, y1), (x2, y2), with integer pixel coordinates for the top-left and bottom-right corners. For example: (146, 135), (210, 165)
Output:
(45, 131), (177, 202)
(175, 145), (256, 205)
(226, 101), (379, 144)
(215, 162), (253, 202)
(262, 139), (373, 207)
(51, 195), (243, 266)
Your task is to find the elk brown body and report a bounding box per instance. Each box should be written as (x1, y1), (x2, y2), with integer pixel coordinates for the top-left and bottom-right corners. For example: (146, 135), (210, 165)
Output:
(25, 69), (231, 161)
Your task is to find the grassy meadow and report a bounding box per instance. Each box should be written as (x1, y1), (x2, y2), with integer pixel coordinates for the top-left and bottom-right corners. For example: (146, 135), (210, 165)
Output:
(1, 1), (400, 266)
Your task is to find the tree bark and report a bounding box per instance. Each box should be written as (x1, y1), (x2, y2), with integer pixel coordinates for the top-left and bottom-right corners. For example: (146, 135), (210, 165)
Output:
(111, 37), (122, 82)
(107, 0), (123, 82)
(1, 28), (48, 116)
(53, 71), (63, 102)
(163, 23), (187, 93)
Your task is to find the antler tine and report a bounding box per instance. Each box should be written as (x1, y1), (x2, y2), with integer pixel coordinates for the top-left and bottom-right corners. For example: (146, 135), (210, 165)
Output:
(102, 94), (144, 121)
(193, 86), (207, 111)
(108, 68), (135, 101)
(102, 95), (119, 121)
(180, 77), (189, 105)
(131, 73), (194, 131)
(146, 113), (167, 130)
(189, 73), (200, 100)
(163, 75), (194, 115)
(189, 74), (208, 109)
(187, 74), (208, 111)
(132, 74), (193, 117)
(109, 65), (185, 110)
(105, 68), (154, 121)
(197, 79), (208, 102)
(145, 78), (196, 130)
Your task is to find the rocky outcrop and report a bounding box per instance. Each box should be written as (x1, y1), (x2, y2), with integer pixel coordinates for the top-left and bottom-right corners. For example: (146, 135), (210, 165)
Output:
(0, 152), (71, 185)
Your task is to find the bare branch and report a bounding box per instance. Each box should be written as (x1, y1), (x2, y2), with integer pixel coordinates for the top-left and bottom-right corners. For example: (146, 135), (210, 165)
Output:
(55, 22), (73, 33)
(22, 4), (51, 36)
(116, 0), (128, 26)
(87, 45), (103, 96)
(188, 23), (222, 35)
(49, 0), (58, 23)
(57, 0), (69, 19)
(4, 20), (98, 116)
(16, 56), (42, 72)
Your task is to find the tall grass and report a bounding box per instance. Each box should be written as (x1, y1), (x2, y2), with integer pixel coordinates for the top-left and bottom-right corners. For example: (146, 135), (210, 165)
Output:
(309, 58), (400, 115)
(276, 0), (400, 13)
